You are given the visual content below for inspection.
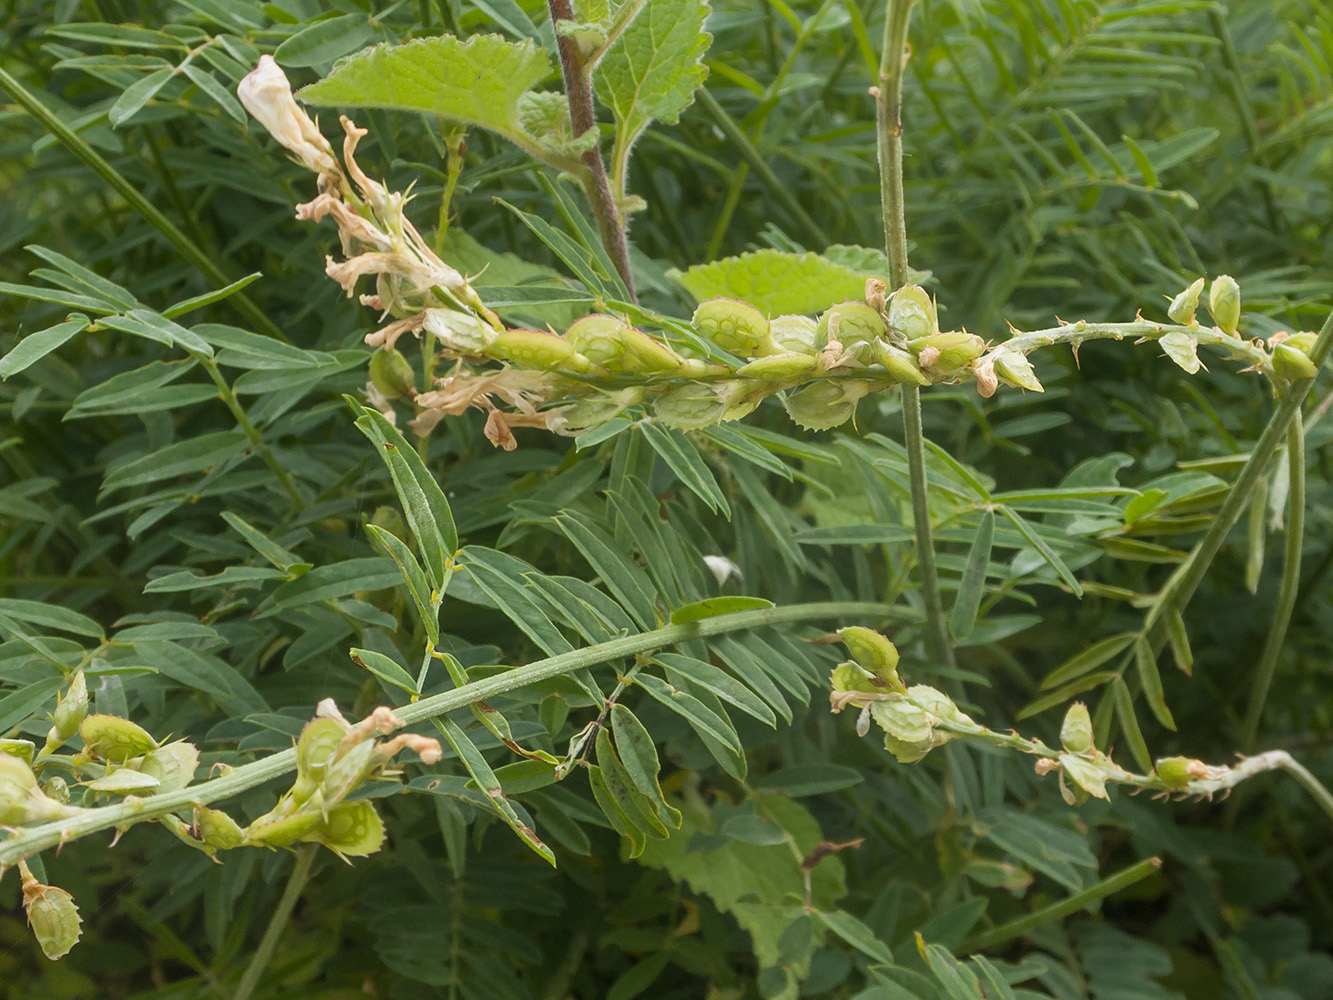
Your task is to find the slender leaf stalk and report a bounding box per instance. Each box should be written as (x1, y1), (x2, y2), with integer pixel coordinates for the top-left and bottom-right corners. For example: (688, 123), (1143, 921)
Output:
(233, 845), (318, 1000)
(875, 0), (952, 668)
(962, 857), (1162, 952)
(0, 65), (289, 344)
(1240, 419), (1304, 752)
(0, 601), (904, 865)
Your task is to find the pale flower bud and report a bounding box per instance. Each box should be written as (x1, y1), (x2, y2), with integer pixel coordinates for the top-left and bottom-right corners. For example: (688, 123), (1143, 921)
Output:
(238, 56), (338, 174)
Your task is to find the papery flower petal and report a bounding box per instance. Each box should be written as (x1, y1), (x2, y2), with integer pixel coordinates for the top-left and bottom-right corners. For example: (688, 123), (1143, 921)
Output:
(238, 56), (337, 174)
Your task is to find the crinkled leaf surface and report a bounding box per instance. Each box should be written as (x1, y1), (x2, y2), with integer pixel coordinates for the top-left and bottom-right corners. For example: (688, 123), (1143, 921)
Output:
(299, 35), (551, 152)
(670, 249), (881, 316)
(594, 0), (711, 180)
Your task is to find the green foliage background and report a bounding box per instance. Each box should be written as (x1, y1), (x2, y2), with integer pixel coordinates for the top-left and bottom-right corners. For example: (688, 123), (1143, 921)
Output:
(2, 0), (1333, 997)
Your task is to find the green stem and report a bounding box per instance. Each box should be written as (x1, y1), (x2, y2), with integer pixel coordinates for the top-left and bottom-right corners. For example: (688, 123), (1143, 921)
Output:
(1240, 419), (1304, 752)
(962, 857), (1162, 952)
(0, 601), (904, 865)
(1148, 306), (1333, 633)
(233, 844), (318, 1000)
(0, 65), (289, 345)
(200, 357), (305, 507)
(875, 0), (951, 668)
(1279, 754), (1333, 828)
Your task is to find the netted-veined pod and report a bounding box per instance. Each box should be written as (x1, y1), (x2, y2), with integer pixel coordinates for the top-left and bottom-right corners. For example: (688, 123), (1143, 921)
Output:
(887, 284), (938, 341)
(135, 741), (200, 795)
(244, 805), (325, 848)
(301, 800), (386, 858)
(1167, 277), (1205, 326)
(717, 380), (773, 422)
(782, 380), (870, 430)
(22, 874), (81, 961)
(909, 332), (986, 379)
(692, 299), (775, 358)
(652, 381), (727, 429)
(563, 314), (629, 368)
(549, 387), (645, 435)
(1060, 703), (1094, 754)
(0, 755), (80, 824)
(487, 329), (592, 372)
(79, 714), (158, 762)
(874, 342), (931, 385)
(816, 301), (887, 348)
(838, 627), (901, 688)
(770, 314), (818, 355)
(1208, 275), (1241, 335)
(992, 350), (1044, 392)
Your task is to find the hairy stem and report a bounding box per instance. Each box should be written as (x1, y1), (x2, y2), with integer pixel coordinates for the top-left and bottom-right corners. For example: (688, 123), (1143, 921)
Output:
(547, 0), (637, 301)
(0, 601), (906, 865)
(1240, 419), (1305, 752)
(234, 845), (317, 1000)
(875, 0), (951, 668)
(0, 65), (289, 345)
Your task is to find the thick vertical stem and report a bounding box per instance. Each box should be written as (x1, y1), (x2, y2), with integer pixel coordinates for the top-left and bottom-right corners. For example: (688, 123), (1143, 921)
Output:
(875, 0), (953, 668)
(547, 0), (637, 301)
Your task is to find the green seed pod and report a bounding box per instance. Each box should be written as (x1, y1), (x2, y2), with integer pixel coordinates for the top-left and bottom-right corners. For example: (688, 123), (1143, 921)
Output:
(838, 627), (901, 687)
(244, 806), (325, 849)
(717, 380), (771, 422)
(908, 685), (974, 727)
(1208, 275), (1241, 335)
(0, 738), (35, 766)
(652, 382), (727, 430)
(292, 717), (349, 805)
(619, 329), (685, 374)
(692, 299), (774, 358)
(41, 775), (70, 804)
(136, 740), (200, 795)
(196, 805), (246, 850)
(870, 697), (945, 764)
(874, 342), (931, 385)
(782, 380), (868, 431)
(487, 329), (590, 372)
(887, 285), (938, 341)
(302, 800), (386, 858)
(320, 739), (377, 806)
(44, 671), (88, 754)
(564, 315), (629, 368)
(736, 352), (818, 381)
(992, 350), (1044, 392)
(909, 332), (986, 378)
(1284, 332), (1318, 355)
(816, 301), (887, 348)
(22, 875), (81, 961)
(1273, 343), (1318, 380)
(1167, 277), (1205, 326)
(770, 315), (818, 355)
(0, 755), (79, 824)
(85, 769), (160, 795)
(79, 714), (158, 763)
(368, 348), (416, 399)
(830, 661), (882, 696)
(1059, 702), (1094, 754)
(676, 357), (732, 378)
(551, 387), (645, 435)
(1154, 756), (1198, 790)
(422, 308), (493, 355)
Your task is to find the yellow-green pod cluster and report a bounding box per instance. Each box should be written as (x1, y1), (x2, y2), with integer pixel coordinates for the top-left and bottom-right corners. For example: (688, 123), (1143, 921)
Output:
(565, 315), (682, 374)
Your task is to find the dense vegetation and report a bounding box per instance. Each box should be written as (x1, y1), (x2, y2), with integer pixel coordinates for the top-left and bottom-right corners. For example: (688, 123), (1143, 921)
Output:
(2, 1), (1332, 997)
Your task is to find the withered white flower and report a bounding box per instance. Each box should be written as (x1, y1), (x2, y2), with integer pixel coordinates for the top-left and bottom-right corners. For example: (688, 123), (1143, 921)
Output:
(237, 55), (337, 174)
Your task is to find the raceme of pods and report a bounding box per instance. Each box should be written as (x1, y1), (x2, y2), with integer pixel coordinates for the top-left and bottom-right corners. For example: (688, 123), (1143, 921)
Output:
(0, 671), (440, 960)
(236, 60), (1309, 450)
(828, 629), (1304, 806)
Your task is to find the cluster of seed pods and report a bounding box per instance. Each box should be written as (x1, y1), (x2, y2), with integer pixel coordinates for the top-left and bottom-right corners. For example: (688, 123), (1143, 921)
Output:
(384, 283), (1004, 438)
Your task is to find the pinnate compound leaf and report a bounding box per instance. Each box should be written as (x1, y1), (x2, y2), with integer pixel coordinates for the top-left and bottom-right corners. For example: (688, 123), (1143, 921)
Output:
(0, 316), (89, 378)
(299, 35), (552, 155)
(670, 249), (882, 316)
(595, 0), (711, 177)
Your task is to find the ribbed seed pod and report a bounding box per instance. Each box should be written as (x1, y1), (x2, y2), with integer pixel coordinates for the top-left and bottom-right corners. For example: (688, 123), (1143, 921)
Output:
(487, 329), (590, 372)
(887, 285), (938, 340)
(22, 874), (81, 961)
(816, 301), (887, 347)
(782, 380), (868, 431)
(652, 382), (727, 429)
(79, 714), (158, 762)
(302, 800), (386, 858)
(1059, 703), (1094, 754)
